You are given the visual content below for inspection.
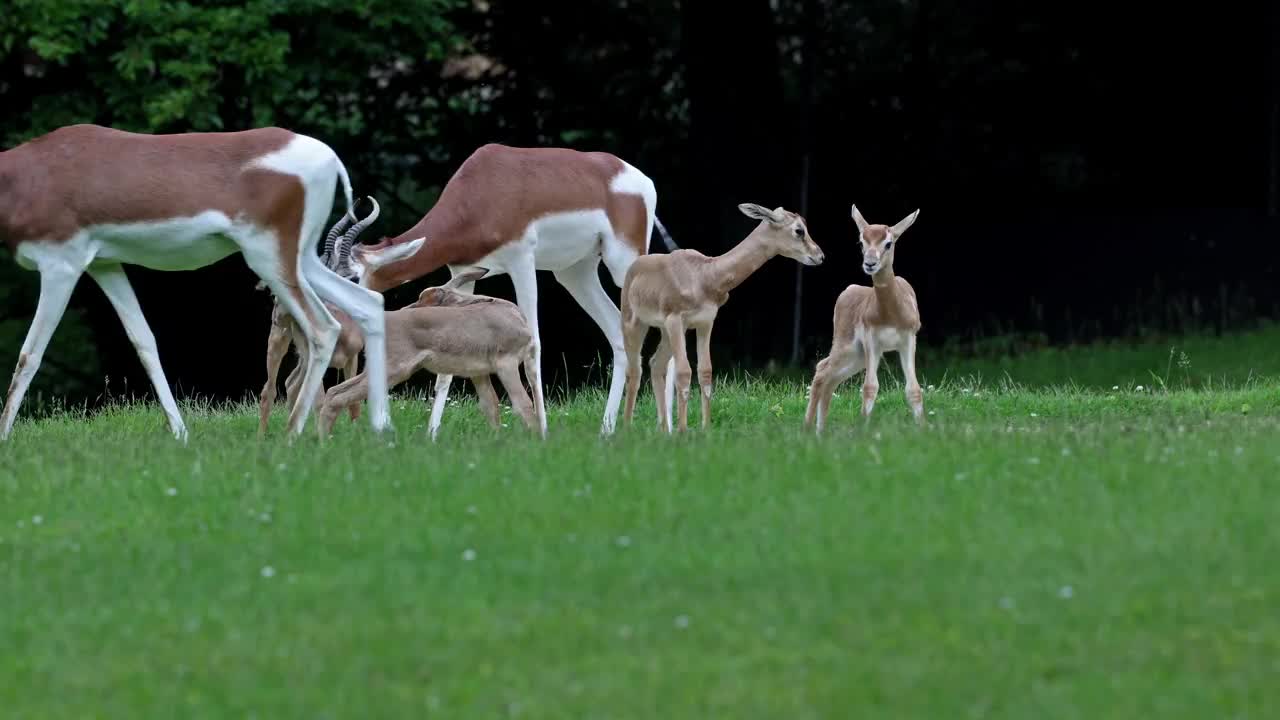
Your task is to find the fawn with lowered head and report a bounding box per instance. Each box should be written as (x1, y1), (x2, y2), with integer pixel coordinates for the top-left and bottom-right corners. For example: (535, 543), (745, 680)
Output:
(805, 204), (923, 432)
(621, 202), (824, 433)
(317, 269), (545, 439)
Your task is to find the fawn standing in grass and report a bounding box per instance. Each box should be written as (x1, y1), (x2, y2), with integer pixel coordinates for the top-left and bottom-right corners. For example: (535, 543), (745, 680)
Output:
(621, 203), (825, 433)
(805, 205), (923, 432)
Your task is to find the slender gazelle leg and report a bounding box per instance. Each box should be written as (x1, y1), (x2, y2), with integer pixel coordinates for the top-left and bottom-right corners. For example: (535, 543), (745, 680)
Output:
(811, 343), (865, 433)
(553, 256), (627, 436)
(695, 322), (714, 429)
(428, 373), (453, 441)
(621, 317), (648, 427)
(0, 260), (86, 440)
(88, 265), (189, 441)
(648, 336), (673, 432)
(506, 250), (546, 436)
(473, 375), (502, 429)
(258, 309), (293, 436)
(343, 354), (362, 422)
(495, 364), (538, 433)
(664, 315), (691, 433)
(428, 269), (478, 440)
(861, 335), (881, 420)
(900, 333), (925, 423)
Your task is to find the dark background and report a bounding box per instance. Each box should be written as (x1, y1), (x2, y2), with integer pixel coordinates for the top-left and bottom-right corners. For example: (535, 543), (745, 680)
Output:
(2, 0), (1277, 412)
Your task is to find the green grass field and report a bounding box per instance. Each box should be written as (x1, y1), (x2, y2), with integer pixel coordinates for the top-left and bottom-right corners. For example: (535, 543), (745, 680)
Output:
(3, 324), (1279, 718)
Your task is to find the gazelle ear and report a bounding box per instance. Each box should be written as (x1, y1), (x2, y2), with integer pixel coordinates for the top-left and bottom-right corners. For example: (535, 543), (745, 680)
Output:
(738, 203), (774, 222)
(444, 268), (489, 289)
(891, 209), (920, 237)
(851, 204), (869, 233)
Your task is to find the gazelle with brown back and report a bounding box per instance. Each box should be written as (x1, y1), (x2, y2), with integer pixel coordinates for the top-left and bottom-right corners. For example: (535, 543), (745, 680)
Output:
(0, 123), (392, 441)
(804, 205), (924, 432)
(317, 269), (545, 440)
(256, 199), (383, 436)
(336, 143), (678, 438)
(620, 203), (825, 433)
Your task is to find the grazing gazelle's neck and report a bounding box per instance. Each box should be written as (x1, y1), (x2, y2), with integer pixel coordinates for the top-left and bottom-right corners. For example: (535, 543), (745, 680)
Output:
(708, 229), (774, 296)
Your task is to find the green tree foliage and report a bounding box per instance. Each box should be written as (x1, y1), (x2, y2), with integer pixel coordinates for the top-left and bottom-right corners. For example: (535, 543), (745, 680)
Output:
(0, 0), (469, 407)
(1, 0), (465, 142)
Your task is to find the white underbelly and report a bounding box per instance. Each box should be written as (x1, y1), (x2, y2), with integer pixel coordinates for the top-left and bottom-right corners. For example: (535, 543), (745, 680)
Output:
(464, 209), (615, 275)
(89, 211), (241, 270)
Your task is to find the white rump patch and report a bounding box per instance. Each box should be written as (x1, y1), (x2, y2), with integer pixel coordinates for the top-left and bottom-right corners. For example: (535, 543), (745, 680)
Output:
(607, 161), (658, 257)
(609, 162), (655, 200)
(249, 134), (338, 179)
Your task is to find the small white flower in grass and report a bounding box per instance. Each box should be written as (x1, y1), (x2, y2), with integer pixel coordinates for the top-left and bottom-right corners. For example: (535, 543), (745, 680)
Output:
(1135, 385), (1145, 392)
(674, 614), (690, 629)
(616, 535), (631, 548)
(166, 487), (178, 497)
(1061, 447), (1072, 457)
(1235, 447), (1244, 456)
(260, 565), (276, 579)
(927, 384), (936, 391)
(466, 505), (477, 515)
(462, 548), (477, 562)
(928, 410), (936, 416)
(467, 462), (476, 470)
(1030, 412), (1039, 418)
(1112, 385), (1120, 391)
(999, 596), (1016, 610)
(258, 512), (272, 524)
(1059, 585), (1074, 599)
(276, 463), (287, 472)
(32, 515), (43, 525)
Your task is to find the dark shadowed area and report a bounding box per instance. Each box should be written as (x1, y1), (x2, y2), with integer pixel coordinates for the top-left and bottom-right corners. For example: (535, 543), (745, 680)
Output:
(1, 0), (1276, 413)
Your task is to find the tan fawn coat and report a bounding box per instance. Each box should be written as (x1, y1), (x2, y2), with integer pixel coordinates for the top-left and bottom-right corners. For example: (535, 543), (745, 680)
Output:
(805, 205), (924, 432)
(620, 203), (825, 432)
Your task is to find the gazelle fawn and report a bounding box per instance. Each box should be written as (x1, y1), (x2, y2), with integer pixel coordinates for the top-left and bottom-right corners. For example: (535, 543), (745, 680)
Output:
(317, 270), (545, 439)
(621, 203), (824, 433)
(805, 205), (923, 432)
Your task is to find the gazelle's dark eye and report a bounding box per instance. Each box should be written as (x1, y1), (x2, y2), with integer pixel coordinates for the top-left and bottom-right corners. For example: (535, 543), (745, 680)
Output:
(794, 226), (805, 238)
(884, 240), (893, 250)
